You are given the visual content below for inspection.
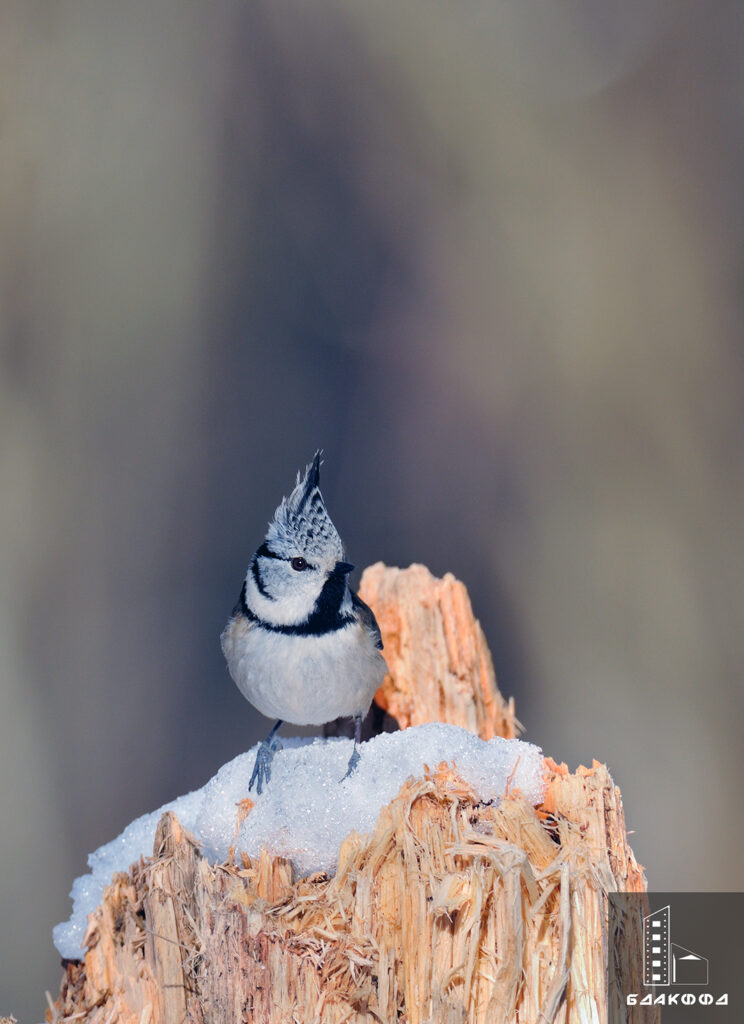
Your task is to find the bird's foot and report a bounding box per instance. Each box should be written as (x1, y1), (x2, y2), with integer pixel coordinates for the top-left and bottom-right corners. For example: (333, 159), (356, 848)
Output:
(339, 713), (364, 782)
(249, 735), (283, 795)
(340, 743), (361, 782)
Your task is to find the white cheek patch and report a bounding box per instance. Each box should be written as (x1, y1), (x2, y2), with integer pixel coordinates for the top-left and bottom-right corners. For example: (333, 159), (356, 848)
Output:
(246, 562), (323, 626)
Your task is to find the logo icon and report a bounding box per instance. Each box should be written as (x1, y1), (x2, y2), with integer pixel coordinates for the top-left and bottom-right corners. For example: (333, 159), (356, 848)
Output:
(643, 905), (709, 986)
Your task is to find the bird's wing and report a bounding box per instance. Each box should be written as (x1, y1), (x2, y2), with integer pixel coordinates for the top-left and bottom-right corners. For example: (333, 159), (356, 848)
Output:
(351, 590), (384, 650)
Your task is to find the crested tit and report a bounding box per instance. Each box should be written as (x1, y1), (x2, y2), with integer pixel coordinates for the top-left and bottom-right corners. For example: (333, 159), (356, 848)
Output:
(221, 452), (387, 793)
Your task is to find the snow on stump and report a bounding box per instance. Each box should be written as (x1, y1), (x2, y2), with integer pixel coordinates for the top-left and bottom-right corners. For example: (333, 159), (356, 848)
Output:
(49, 564), (646, 1024)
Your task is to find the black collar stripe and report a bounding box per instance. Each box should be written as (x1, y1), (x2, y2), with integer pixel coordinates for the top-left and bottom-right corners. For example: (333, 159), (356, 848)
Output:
(240, 602), (354, 637)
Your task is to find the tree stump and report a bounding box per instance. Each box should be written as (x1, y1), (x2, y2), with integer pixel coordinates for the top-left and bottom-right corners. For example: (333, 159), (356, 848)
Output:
(49, 564), (646, 1024)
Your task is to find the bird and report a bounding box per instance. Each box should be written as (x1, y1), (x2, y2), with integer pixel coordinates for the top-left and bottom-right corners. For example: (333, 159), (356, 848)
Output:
(221, 451), (387, 794)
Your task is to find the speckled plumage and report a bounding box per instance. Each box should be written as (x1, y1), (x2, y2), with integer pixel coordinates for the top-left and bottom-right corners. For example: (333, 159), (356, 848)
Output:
(265, 454), (344, 565)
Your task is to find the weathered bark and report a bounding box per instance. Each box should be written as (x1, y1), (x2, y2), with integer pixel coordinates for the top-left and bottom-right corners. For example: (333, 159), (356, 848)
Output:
(49, 564), (646, 1024)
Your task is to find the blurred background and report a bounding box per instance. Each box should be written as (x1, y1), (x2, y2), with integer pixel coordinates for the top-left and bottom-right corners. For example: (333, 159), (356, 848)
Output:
(2, 0), (744, 1018)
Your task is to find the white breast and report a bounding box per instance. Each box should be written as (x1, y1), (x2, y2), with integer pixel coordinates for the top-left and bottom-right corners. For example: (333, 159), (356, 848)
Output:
(221, 615), (387, 726)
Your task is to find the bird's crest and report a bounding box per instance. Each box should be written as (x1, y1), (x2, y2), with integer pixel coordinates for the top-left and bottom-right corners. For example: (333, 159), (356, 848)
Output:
(266, 451), (344, 563)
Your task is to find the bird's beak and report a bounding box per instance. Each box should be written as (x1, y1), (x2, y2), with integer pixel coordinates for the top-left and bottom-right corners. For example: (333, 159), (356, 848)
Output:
(334, 561), (355, 576)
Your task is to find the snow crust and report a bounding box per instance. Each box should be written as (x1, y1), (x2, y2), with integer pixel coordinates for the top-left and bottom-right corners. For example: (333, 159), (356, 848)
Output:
(53, 724), (544, 960)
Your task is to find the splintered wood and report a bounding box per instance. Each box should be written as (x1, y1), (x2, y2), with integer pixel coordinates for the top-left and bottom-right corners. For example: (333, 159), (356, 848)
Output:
(50, 564), (646, 1024)
(359, 563), (518, 740)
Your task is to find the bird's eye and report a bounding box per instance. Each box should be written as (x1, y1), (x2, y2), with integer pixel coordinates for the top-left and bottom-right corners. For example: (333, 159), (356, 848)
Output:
(291, 557), (308, 571)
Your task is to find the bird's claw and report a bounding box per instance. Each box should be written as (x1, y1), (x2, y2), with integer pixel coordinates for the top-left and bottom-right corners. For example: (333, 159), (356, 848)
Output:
(249, 736), (283, 795)
(340, 744), (361, 782)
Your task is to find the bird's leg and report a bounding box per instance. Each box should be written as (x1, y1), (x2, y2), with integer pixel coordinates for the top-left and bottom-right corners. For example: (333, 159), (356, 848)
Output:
(341, 714), (363, 781)
(249, 719), (283, 795)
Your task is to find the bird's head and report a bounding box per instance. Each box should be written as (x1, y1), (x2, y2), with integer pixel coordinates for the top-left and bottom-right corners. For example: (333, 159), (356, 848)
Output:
(244, 451), (354, 625)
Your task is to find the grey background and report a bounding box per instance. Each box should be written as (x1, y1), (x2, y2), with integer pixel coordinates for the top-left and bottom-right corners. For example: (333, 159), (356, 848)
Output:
(2, 2), (743, 1019)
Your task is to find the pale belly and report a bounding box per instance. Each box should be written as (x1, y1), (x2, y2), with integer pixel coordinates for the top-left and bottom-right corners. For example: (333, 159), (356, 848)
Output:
(221, 616), (387, 725)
